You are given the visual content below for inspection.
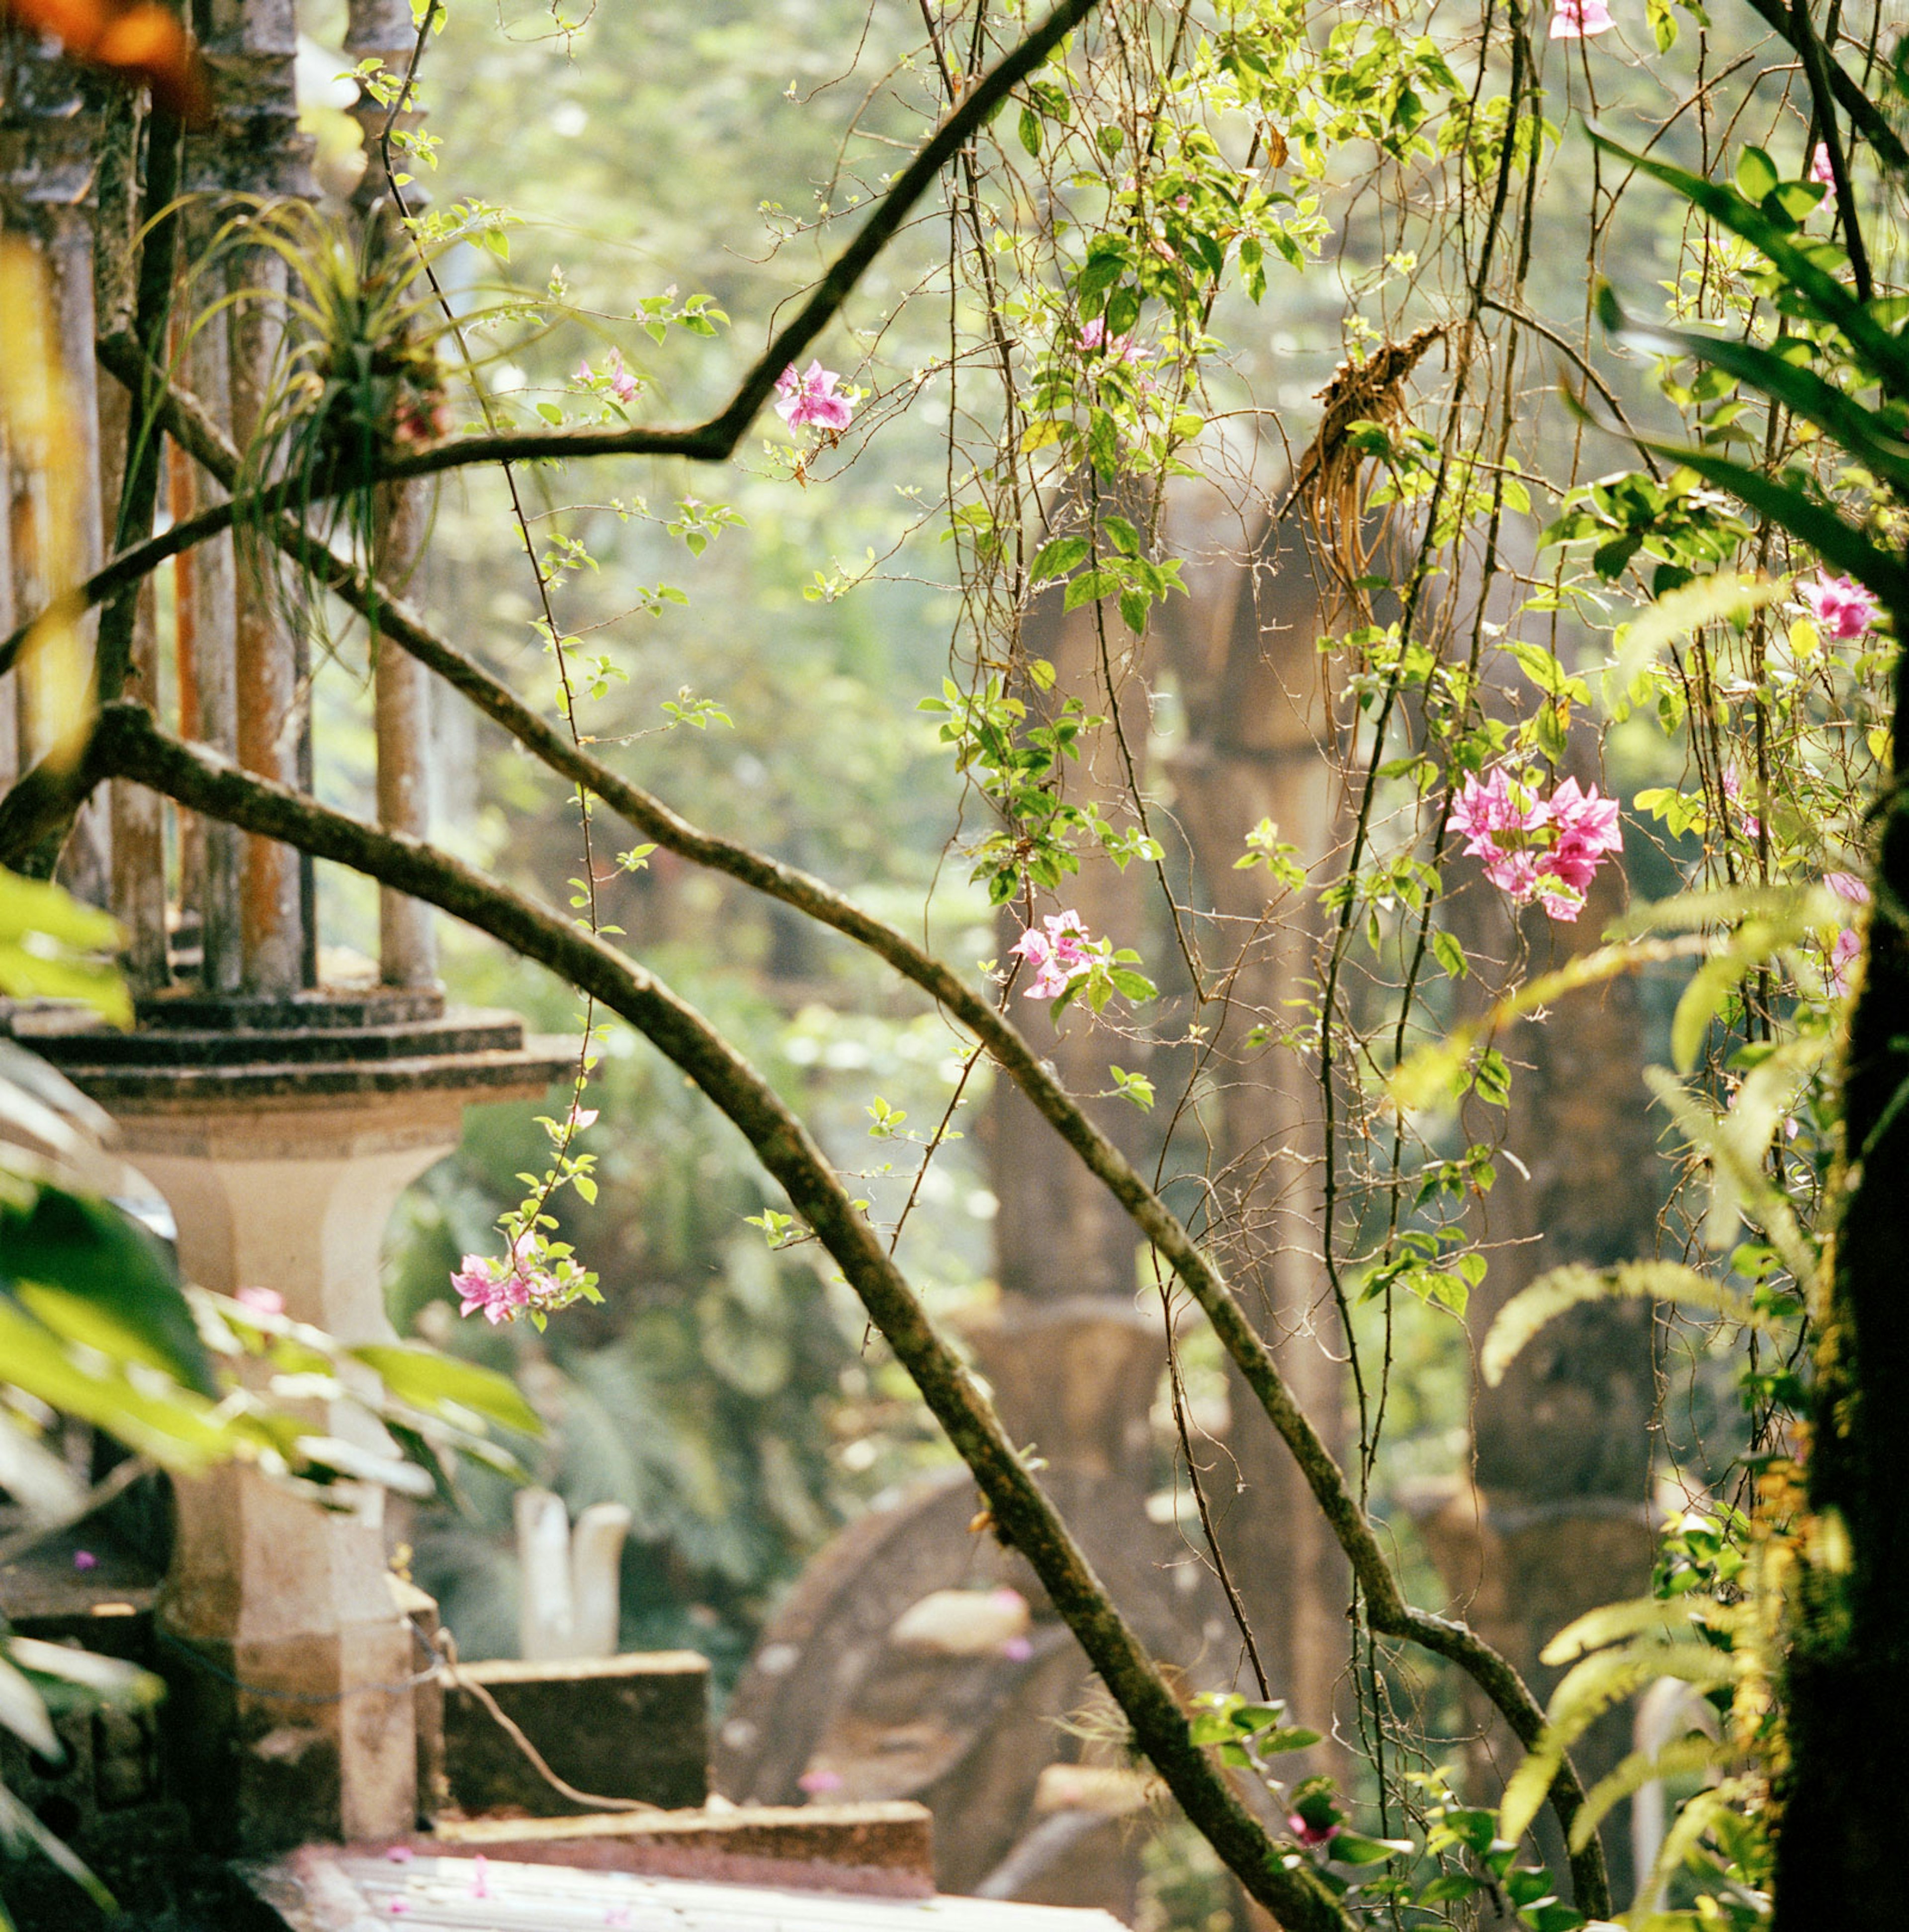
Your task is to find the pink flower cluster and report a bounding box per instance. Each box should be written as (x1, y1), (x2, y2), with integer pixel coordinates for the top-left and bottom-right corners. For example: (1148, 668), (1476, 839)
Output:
(1809, 143), (1836, 187)
(577, 347), (639, 405)
(775, 360), (855, 433)
(1449, 771), (1624, 921)
(1010, 910), (1094, 1000)
(1799, 573), (1880, 641)
(1079, 317), (1137, 362)
(452, 1248), (566, 1326)
(1551, 0), (1613, 37)
(1826, 869), (1870, 996)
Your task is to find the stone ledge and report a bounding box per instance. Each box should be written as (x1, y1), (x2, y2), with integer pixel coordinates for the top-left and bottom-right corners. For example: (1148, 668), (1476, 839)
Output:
(416, 1799), (935, 1897)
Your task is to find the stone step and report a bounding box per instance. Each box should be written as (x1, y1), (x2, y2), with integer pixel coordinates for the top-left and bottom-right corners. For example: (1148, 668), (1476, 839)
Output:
(418, 1799), (935, 1897)
(440, 1652), (711, 1819)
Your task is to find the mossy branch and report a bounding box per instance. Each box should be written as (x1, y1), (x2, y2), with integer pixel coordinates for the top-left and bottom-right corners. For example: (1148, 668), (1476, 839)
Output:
(76, 698), (1352, 1932)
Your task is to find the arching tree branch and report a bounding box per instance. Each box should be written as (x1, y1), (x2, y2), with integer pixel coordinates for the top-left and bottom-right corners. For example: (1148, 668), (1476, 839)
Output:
(73, 697), (1352, 1932)
(8, 675), (1611, 1914)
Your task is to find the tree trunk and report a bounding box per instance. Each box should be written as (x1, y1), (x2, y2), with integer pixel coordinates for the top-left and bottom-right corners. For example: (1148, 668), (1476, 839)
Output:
(1773, 692), (1909, 1925)
(1165, 506), (1350, 1773)
(1418, 792), (1659, 1903)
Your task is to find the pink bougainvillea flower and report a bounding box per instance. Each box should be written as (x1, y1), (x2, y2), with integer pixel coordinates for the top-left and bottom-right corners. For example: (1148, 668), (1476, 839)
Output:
(578, 349), (639, 406)
(1722, 768), (1761, 841)
(1799, 573), (1881, 641)
(775, 360), (855, 433)
(1000, 1634), (1034, 1662)
(451, 1249), (564, 1326)
(1010, 910), (1095, 1001)
(73, 1549), (97, 1572)
(1825, 871), (1871, 996)
(1809, 143), (1835, 187)
(235, 1285), (285, 1317)
(468, 1856), (489, 1900)
(1543, 778), (1625, 898)
(385, 1845), (415, 1864)
(1288, 1813), (1340, 1848)
(797, 1767), (846, 1795)
(1550, 0), (1613, 37)
(1451, 770), (1623, 921)
(565, 1105), (600, 1134)
(1078, 317), (1137, 362)
(1829, 927), (1863, 996)
(1449, 769), (1548, 897)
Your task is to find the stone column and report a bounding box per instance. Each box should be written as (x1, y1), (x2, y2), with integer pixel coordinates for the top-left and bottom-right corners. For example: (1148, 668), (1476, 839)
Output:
(128, 1090), (463, 1851)
(189, 0), (315, 994)
(1164, 508), (1349, 1773)
(22, 1001), (569, 1854)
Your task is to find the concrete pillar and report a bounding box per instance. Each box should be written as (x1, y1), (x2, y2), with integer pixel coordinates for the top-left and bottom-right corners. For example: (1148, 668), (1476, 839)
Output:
(118, 1089), (471, 1853)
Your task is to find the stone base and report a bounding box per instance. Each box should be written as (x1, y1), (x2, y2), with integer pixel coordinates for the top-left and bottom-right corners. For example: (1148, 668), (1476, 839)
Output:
(158, 1620), (420, 1856)
(440, 1653), (710, 1818)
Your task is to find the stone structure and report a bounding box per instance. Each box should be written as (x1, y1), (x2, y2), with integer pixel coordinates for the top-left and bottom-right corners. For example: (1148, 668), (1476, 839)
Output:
(19, 995), (572, 1851)
(717, 1299), (1232, 1919)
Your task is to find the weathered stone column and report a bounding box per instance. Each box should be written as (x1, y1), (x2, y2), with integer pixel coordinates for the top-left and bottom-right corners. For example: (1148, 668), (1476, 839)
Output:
(27, 1001), (568, 1853)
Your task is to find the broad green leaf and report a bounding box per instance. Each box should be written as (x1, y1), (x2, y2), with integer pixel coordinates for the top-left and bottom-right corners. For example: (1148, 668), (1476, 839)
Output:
(3, 1187), (215, 1393)
(0, 1655), (59, 1758)
(1732, 146), (1777, 204)
(1029, 534), (1090, 582)
(1330, 1833), (1413, 1863)
(0, 1301), (230, 1470)
(1598, 285), (1909, 495)
(1588, 126), (1909, 400)
(349, 1343), (544, 1437)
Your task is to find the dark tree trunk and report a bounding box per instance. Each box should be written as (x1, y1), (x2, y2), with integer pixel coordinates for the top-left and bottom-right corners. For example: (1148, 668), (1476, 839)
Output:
(1774, 715), (1909, 1925)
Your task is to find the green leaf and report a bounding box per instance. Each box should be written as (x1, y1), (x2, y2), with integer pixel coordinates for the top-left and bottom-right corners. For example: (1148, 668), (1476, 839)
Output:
(1018, 105), (1041, 158)
(0, 1655), (58, 1759)
(2, 1187), (215, 1394)
(1256, 1725), (1323, 1754)
(1063, 567), (1117, 612)
(1597, 284), (1909, 496)
(349, 1344), (545, 1436)
(1587, 125), (1909, 400)
(1330, 1833), (1414, 1864)
(1733, 146), (1778, 204)
(1030, 535), (1090, 582)
(1101, 514), (1140, 556)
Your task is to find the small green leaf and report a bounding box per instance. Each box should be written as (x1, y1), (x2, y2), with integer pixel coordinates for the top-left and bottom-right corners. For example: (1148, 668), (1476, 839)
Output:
(1330, 1833), (1414, 1864)
(1733, 146), (1778, 204)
